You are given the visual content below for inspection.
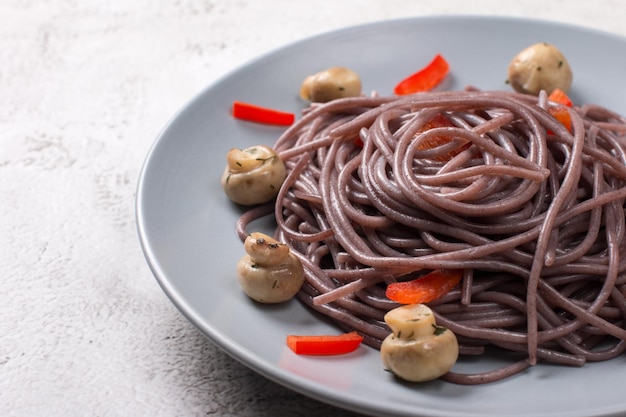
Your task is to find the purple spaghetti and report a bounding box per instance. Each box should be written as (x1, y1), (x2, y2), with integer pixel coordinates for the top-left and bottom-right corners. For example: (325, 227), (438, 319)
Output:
(236, 89), (626, 384)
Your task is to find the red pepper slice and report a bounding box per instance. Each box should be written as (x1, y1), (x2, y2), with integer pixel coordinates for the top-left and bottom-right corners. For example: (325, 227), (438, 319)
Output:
(415, 113), (471, 161)
(547, 88), (573, 107)
(232, 101), (295, 125)
(394, 54), (450, 95)
(286, 331), (364, 355)
(386, 269), (463, 304)
(548, 107), (573, 132)
(546, 89), (573, 132)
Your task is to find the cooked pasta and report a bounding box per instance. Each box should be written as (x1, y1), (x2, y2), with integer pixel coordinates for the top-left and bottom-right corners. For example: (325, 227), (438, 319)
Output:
(235, 89), (626, 384)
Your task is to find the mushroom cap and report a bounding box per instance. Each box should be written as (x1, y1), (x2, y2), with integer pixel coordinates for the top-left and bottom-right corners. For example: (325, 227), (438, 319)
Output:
(244, 232), (290, 266)
(380, 303), (459, 382)
(236, 253), (304, 303)
(507, 42), (573, 95)
(384, 304), (437, 339)
(221, 145), (286, 206)
(381, 329), (459, 382)
(300, 66), (362, 103)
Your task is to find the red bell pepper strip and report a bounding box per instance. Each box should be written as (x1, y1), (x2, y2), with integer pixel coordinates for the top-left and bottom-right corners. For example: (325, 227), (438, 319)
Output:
(386, 269), (463, 304)
(232, 101), (295, 126)
(547, 88), (573, 107)
(415, 113), (471, 161)
(548, 107), (572, 132)
(394, 54), (450, 95)
(546, 89), (573, 132)
(286, 331), (364, 355)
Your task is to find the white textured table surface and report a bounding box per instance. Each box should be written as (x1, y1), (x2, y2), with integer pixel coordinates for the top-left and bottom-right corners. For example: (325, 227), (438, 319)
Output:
(3, 1), (626, 416)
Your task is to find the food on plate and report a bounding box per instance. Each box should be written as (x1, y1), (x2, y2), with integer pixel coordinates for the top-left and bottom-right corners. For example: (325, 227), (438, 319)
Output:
(221, 145), (286, 205)
(394, 53), (450, 95)
(232, 101), (295, 125)
(236, 232), (304, 303)
(227, 49), (626, 384)
(385, 269), (463, 305)
(507, 42), (573, 95)
(299, 66), (362, 103)
(381, 304), (459, 382)
(548, 87), (573, 107)
(546, 88), (574, 131)
(233, 88), (626, 384)
(286, 331), (364, 355)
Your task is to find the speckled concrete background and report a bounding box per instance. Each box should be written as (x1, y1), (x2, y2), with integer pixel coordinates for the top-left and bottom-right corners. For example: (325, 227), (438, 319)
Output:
(2, 1), (626, 416)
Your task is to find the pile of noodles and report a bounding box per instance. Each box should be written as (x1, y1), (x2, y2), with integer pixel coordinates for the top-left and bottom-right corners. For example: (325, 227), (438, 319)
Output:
(235, 89), (626, 384)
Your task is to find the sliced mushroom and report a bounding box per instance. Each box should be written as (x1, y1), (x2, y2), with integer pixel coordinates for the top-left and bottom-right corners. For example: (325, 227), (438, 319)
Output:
(381, 304), (459, 382)
(507, 42), (573, 95)
(221, 145), (286, 206)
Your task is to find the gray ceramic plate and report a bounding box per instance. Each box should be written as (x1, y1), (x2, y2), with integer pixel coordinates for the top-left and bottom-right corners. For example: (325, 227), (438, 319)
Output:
(136, 16), (626, 417)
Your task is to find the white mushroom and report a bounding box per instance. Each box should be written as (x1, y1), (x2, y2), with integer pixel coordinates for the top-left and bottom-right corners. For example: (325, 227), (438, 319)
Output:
(236, 232), (304, 303)
(507, 42), (573, 95)
(381, 304), (459, 382)
(221, 145), (286, 206)
(300, 66), (362, 103)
